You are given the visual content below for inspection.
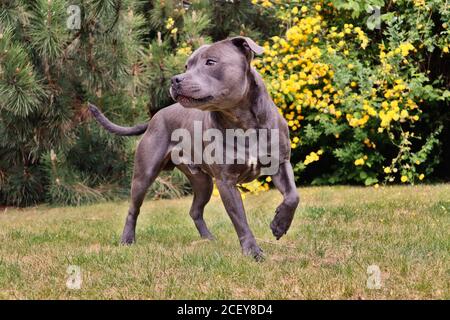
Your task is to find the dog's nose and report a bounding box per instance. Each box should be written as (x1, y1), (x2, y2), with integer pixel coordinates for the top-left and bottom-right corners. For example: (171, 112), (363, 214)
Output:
(171, 75), (184, 86)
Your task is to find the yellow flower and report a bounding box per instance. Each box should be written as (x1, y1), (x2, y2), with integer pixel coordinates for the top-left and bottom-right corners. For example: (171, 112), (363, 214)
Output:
(315, 4), (322, 11)
(401, 175), (408, 183)
(400, 110), (409, 118)
(419, 174), (425, 180)
(398, 42), (415, 56)
(165, 17), (175, 30)
(241, 179), (267, 196)
(354, 158), (365, 166)
(176, 46), (192, 56)
(413, 0), (426, 7)
(261, 0), (273, 8)
(384, 167), (391, 174)
(304, 151), (320, 165)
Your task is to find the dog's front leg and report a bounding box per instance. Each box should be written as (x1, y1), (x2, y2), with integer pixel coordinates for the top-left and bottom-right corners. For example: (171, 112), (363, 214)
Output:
(215, 179), (264, 261)
(270, 161), (300, 240)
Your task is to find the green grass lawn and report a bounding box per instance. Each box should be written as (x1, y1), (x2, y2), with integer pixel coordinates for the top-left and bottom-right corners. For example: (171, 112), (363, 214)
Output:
(0, 184), (449, 299)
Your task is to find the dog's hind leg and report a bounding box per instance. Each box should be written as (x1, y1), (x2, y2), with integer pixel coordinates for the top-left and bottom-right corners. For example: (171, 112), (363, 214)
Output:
(121, 136), (169, 245)
(178, 167), (215, 240)
(270, 161), (300, 240)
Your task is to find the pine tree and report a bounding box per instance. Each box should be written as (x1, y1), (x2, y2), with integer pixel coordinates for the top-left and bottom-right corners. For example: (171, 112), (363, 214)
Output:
(0, 0), (148, 206)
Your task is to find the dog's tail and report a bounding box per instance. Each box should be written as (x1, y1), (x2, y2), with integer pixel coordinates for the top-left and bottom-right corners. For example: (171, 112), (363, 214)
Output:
(88, 103), (148, 136)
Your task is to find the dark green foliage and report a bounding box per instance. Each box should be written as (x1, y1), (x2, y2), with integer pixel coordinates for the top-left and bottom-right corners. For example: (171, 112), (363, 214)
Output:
(149, 169), (191, 199)
(0, 0), (150, 206)
(0, 0), (258, 207)
(43, 150), (107, 206)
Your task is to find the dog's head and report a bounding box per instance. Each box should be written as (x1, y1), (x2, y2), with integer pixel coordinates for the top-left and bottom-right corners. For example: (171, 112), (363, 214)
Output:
(170, 37), (264, 111)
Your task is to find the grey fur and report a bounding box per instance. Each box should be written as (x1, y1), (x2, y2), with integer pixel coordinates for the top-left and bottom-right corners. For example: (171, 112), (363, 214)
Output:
(89, 37), (300, 261)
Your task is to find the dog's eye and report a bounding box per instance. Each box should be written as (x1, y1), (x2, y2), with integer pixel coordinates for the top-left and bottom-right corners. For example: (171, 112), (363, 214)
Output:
(205, 59), (217, 66)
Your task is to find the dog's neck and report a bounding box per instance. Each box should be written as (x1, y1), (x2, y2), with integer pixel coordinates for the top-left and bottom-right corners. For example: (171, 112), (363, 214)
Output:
(210, 68), (268, 130)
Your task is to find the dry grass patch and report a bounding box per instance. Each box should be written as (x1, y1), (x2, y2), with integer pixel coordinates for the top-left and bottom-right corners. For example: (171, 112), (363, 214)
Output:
(0, 184), (449, 299)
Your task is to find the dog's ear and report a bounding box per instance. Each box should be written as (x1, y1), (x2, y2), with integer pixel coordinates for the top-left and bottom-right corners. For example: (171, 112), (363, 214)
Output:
(230, 37), (265, 61)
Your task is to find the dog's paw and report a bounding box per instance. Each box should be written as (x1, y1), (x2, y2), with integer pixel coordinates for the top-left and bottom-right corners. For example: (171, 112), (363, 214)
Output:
(120, 233), (135, 245)
(243, 243), (265, 262)
(201, 233), (216, 241)
(270, 205), (295, 240)
(120, 239), (135, 245)
(270, 220), (287, 240)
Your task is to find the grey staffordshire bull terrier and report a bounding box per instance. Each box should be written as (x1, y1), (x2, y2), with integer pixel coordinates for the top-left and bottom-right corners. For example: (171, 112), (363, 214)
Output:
(88, 37), (300, 260)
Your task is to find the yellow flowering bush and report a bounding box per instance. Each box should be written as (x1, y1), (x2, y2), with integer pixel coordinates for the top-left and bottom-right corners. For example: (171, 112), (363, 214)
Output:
(252, 0), (449, 185)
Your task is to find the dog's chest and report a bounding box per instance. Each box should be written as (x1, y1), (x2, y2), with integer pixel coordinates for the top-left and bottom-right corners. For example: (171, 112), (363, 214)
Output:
(187, 161), (261, 183)
(236, 158), (262, 183)
(180, 128), (278, 181)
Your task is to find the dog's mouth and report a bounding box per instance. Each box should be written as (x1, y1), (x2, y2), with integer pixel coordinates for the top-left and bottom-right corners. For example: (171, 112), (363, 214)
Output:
(176, 94), (213, 104)
(170, 86), (215, 109)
